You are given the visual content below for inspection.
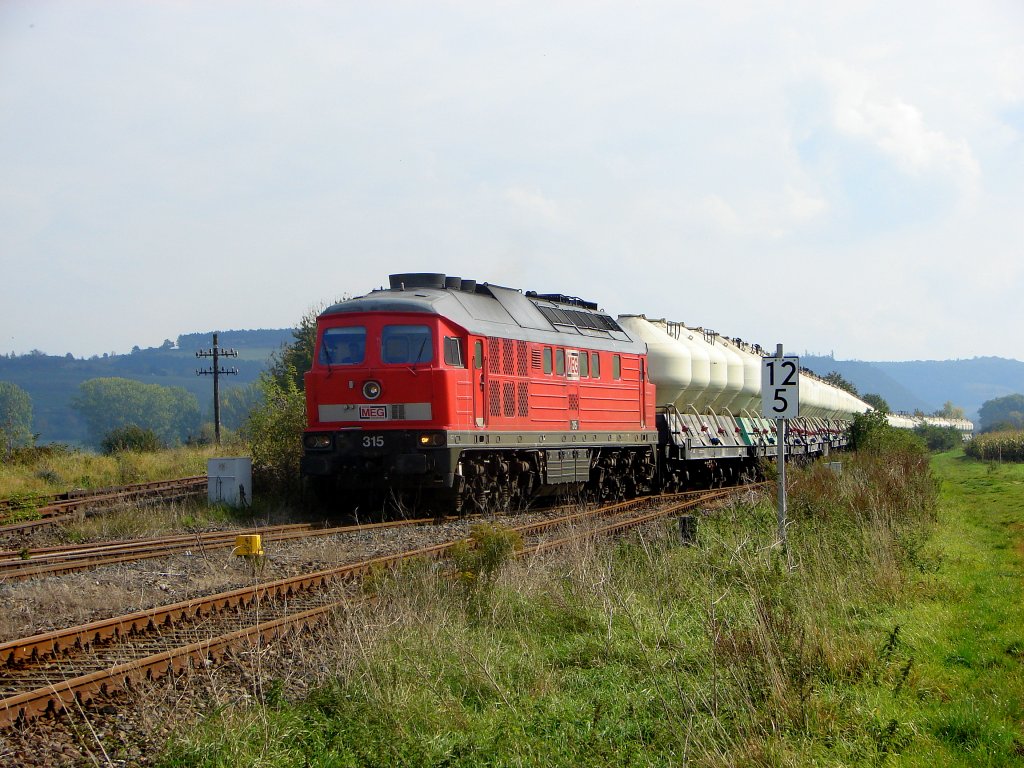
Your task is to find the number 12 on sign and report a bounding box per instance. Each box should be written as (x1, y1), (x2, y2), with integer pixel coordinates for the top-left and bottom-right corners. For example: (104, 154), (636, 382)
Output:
(762, 356), (800, 419)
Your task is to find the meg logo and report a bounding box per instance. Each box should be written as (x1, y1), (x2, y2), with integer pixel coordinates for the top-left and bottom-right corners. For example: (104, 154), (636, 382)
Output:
(359, 405), (388, 420)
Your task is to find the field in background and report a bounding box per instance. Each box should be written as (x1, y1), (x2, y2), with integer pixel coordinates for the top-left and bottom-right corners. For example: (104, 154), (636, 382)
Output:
(0, 442), (246, 499)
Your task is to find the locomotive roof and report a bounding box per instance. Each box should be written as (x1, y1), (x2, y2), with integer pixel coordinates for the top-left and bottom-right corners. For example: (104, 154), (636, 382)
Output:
(321, 282), (646, 353)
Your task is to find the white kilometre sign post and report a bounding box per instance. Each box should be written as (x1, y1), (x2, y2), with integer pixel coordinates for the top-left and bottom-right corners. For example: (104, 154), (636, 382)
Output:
(762, 345), (799, 553)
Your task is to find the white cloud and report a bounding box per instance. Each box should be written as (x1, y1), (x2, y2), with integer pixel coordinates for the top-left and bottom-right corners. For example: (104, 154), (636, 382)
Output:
(502, 186), (565, 225)
(697, 194), (743, 233)
(784, 185), (828, 221)
(821, 59), (980, 186)
(996, 45), (1024, 104)
(1, 1), (1022, 361)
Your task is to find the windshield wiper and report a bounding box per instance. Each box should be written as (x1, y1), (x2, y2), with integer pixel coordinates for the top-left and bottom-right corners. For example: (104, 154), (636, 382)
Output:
(322, 345), (336, 379)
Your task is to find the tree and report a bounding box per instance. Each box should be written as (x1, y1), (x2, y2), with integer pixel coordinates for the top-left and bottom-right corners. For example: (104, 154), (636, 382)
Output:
(861, 393), (890, 413)
(978, 394), (1024, 433)
(266, 305), (325, 391)
(935, 401), (966, 420)
(71, 378), (201, 447)
(0, 381), (33, 458)
(823, 371), (858, 396)
(220, 383), (264, 431)
(267, 300), (346, 391)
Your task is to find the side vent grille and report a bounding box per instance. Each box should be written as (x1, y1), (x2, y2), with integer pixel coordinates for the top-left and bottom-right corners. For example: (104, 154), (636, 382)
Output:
(517, 341), (528, 376)
(488, 338), (500, 374)
(503, 382), (515, 418)
(517, 382), (530, 417)
(502, 339), (515, 375)
(488, 381), (501, 417)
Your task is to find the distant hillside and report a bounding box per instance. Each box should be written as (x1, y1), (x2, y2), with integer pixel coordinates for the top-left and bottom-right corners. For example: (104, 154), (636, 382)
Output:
(0, 329), (293, 444)
(872, 358), (1024, 420)
(802, 356), (933, 414)
(5, 327), (1023, 443)
(803, 355), (1024, 421)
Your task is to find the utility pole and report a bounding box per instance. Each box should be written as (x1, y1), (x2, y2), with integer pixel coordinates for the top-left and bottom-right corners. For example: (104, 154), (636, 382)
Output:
(196, 332), (238, 445)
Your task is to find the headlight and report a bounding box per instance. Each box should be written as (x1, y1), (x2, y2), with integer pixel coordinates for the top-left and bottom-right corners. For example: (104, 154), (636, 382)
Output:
(418, 432), (446, 447)
(304, 433), (333, 450)
(362, 380), (382, 400)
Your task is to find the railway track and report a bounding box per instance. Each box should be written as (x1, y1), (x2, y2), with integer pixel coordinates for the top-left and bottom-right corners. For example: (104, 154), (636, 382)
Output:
(0, 484), (757, 728)
(0, 476), (208, 535)
(0, 515), (452, 582)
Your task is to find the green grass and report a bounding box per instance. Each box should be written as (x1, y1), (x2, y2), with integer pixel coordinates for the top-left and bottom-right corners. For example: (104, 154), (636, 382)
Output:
(157, 448), (1024, 767)
(0, 442), (245, 498)
(882, 452), (1024, 765)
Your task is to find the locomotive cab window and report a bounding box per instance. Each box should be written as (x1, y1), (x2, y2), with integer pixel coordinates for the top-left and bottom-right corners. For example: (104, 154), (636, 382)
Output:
(474, 340), (483, 369)
(381, 325), (433, 364)
(319, 326), (366, 366)
(443, 337), (464, 367)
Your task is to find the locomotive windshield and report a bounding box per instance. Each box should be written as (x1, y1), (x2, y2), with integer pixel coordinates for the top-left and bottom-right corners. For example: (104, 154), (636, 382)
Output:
(319, 326), (366, 366)
(381, 325), (433, 364)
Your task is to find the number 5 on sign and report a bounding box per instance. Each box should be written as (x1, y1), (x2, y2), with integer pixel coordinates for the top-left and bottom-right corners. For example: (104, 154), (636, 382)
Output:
(762, 356), (800, 419)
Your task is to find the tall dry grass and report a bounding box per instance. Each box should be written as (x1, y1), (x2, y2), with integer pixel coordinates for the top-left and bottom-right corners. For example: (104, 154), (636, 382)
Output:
(148, 445), (939, 765)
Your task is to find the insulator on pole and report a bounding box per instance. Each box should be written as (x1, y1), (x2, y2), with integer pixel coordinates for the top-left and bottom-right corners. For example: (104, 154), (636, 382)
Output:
(195, 332), (238, 445)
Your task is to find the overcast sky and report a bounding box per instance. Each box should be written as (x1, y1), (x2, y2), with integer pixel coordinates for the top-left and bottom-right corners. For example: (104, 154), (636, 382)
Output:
(1, 1), (1021, 362)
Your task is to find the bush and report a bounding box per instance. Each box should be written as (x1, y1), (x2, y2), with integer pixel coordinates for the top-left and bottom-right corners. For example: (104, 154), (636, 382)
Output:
(5, 443), (77, 466)
(246, 370), (306, 495)
(449, 523), (524, 621)
(101, 424), (164, 454)
(849, 411), (926, 455)
(912, 424), (961, 452)
(451, 523), (523, 586)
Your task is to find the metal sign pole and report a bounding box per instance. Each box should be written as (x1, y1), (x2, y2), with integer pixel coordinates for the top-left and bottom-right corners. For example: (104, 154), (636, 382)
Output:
(762, 343), (798, 555)
(775, 344), (787, 553)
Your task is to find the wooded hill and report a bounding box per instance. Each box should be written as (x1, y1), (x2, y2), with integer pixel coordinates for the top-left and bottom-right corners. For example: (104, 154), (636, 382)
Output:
(802, 355), (1024, 422)
(0, 330), (293, 444)
(1, 328), (1020, 445)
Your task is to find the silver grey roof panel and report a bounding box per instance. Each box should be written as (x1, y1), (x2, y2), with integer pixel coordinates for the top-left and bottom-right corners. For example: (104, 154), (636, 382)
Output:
(486, 284), (555, 332)
(321, 284), (645, 353)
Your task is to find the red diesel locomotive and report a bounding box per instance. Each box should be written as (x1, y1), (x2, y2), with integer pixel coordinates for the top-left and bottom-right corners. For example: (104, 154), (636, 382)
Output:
(301, 273), (659, 511)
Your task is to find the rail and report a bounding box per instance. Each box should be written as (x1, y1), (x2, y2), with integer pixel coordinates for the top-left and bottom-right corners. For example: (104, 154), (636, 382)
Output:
(0, 476), (208, 534)
(0, 483), (764, 727)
